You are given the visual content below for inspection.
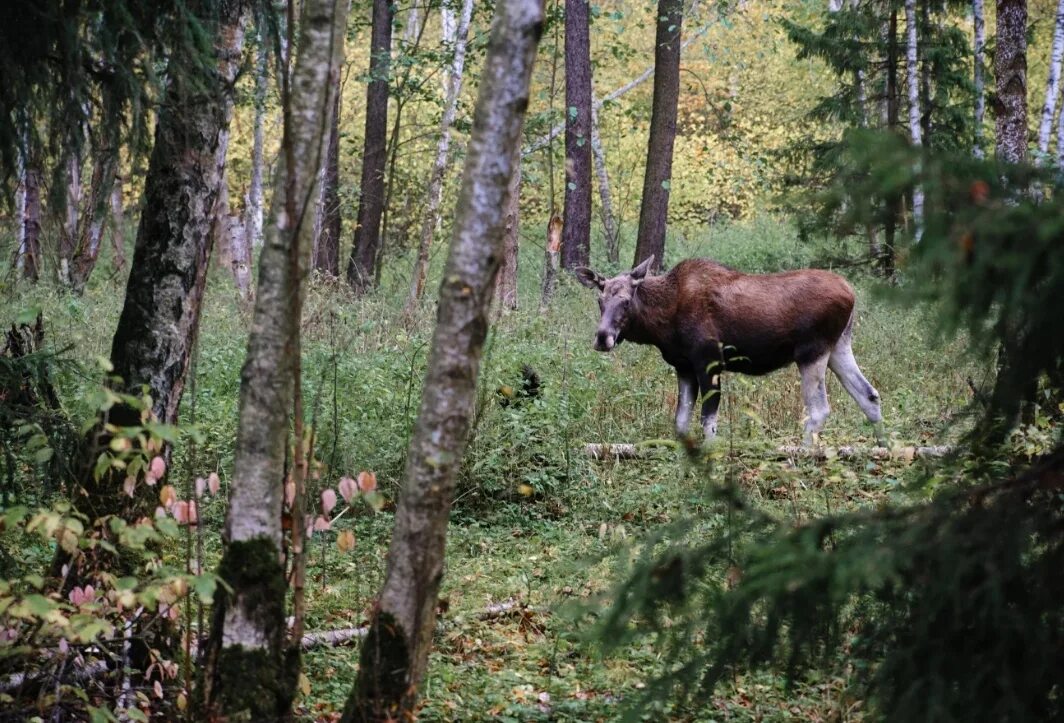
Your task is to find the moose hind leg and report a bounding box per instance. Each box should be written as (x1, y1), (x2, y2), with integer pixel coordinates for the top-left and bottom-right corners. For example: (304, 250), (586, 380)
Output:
(828, 341), (882, 424)
(799, 353), (831, 445)
(675, 372), (697, 437)
(695, 368), (721, 440)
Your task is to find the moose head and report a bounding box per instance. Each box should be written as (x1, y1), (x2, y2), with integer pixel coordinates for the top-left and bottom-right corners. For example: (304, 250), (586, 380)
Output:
(574, 255), (655, 352)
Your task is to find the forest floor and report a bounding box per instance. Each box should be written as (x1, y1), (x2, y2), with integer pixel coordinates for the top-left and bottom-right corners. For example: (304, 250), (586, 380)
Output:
(15, 217), (983, 721)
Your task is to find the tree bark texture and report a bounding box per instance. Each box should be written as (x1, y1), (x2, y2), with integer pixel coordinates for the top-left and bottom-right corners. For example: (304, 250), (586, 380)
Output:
(14, 148), (27, 277)
(21, 162), (42, 281)
(561, 0), (592, 269)
(632, 0), (683, 271)
(904, 0), (923, 242)
(405, 0), (475, 310)
(315, 87), (342, 276)
(69, 142), (119, 294)
(1038, 0), (1064, 156)
(994, 0), (1028, 164)
(206, 0), (348, 718)
(590, 103), (619, 264)
(880, 9), (899, 277)
(973, 0), (986, 156)
(109, 175), (126, 272)
(57, 149), (82, 286)
(247, 34), (268, 249)
(344, 0), (542, 717)
(496, 153), (521, 311)
(73, 0), (247, 529)
(540, 214), (562, 310)
(346, 0), (393, 292)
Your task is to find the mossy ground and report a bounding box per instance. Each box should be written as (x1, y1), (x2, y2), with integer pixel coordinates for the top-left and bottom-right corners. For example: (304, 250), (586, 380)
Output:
(8, 217), (983, 721)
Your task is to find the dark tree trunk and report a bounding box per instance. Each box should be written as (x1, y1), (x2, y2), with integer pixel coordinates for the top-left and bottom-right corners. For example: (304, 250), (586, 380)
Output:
(21, 162), (42, 282)
(632, 0), (683, 271)
(315, 88), (342, 276)
(343, 0), (541, 717)
(346, 0), (393, 292)
(994, 0), (1027, 163)
(205, 0), (349, 717)
(69, 142), (119, 294)
(561, 0), (592, 270)
(66, 0), (247, 547)
(880, 9), (899, 278)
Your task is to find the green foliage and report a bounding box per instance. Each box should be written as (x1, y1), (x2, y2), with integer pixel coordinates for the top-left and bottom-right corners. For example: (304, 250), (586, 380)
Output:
(592, 142), (1064, 720)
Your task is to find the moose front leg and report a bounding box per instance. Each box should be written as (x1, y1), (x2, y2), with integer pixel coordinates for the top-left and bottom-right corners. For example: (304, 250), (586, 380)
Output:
(696, 368), (721, 440)
(675, 371), (697, 437)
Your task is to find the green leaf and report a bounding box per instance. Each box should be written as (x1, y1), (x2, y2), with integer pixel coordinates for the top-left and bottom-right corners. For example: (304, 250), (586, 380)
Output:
(33, 447), (53, 464)
(567, 181), (577, 191)
(15, 306), (41, 325)
(568, 106), (578, 120)
(194, 574), (217, 603)
(661, 179), (671, 190)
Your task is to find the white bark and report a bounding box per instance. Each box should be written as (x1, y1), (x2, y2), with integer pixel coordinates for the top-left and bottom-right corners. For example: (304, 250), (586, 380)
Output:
(219, 0), (348, 651)
(905, 0), (923, 242)
(589, 103), (619, 264)
(1038, 0), (1064, 157)
(441, 1), (458, 97)
(348, 0), (541, 715)
(247, 35), (268, 248)
(973, 0), (986, 157)
(406, 0), (474, 309)
(403, 2), (422, 45)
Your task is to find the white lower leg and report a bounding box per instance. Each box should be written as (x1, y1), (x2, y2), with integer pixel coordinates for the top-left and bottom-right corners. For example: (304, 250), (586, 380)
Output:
(829, 344), (882, 423)
(800, 355), (831, 444)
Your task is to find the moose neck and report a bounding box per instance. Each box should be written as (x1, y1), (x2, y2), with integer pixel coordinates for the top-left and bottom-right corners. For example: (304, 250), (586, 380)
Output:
(624, 274), (677, 347)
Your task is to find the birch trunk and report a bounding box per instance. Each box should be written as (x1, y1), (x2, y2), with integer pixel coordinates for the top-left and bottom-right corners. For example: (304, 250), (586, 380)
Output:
(880, 9), (899, 277)
(206, 0), (348, 717)
(994, 0), (1028, 164)
(561, 0), (593, 269)
(247, 34), (267, 249)
(57, 150), (82, 286)
(405, 0), (474, 310)
(973, 0), (986, 156)
(633, 0), (683, 271)
(590, 103), (619, 264)
(344, 0), (541, 716)
(346, 0), (393, 293)
(496, 154), (521, 311)
(22, 162), (42, 282)
(109, 175), (126, 272)
(68, 0), (247, 546)
(904, 0), (924, 242)
(1038, 0), (1064, 156)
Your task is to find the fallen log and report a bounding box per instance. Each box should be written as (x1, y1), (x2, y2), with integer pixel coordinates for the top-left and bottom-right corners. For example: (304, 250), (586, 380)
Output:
(582, 441), (954, 462)
(776, 445), (953, 461)
(583, 440), (678, 460)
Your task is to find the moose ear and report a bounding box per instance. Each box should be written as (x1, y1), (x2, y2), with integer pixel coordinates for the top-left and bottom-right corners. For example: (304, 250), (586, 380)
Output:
(629, 255), (655, 281)
(574, 267), (605, 290)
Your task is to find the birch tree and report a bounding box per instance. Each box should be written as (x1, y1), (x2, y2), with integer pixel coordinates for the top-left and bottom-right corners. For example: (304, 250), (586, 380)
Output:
(346, 0), (393, 293)
(496, 156), (521, 311)
(1038, 0), (1064, 158)
(561, 0), (592, 269)
(995, 0), (1027, 164)
(973, 0), (986, 156)
(633, 0), (683, 271)
(904, 0), (923, 241)
(315, 85), (343, 276)
(247, 34), (268, 250)
(205, 0), (349, 716)
(406, 0), (475, 310)
(590, 103), (619, 264)
(344, 0), (542, 716)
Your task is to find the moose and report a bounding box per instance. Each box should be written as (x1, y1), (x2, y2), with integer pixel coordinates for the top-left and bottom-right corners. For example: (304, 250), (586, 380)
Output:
(575, 256), (884, 445)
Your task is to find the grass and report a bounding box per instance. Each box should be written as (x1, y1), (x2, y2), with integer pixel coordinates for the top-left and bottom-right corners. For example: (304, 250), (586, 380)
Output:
(3, 216), (983, 720)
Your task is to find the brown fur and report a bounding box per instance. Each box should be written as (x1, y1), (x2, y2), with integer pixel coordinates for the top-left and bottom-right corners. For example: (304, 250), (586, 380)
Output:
(625, 259), (855, 375)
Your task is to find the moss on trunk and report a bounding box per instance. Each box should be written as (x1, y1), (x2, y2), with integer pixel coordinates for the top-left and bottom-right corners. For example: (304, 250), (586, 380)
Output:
(206, 538), (295, 720)
(341, 612), (411, 722)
